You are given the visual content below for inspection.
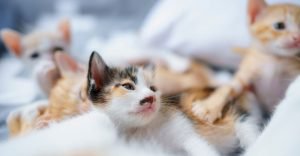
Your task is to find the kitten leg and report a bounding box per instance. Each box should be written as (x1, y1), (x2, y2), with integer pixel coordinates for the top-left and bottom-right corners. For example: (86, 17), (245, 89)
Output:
(192, 85), (233, 123)
(235, 92), (263, 149)
(183, 133), (220, 156)
(6, 100), (48, 137)
(235, 116), (261, 149)
(243, 76), (300, 156)
(192, 54), (259, 123)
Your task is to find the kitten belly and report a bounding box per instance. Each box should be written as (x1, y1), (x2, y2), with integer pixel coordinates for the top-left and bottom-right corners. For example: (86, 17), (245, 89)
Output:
(254, 63), (299, 113)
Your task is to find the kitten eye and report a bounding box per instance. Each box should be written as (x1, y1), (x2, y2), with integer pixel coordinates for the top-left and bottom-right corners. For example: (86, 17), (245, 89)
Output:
(30, 52), (40, 59)
(150, 86), (157, 92)
(122, 83), (135, 90)
(273, 22), (286, 30)
(52, 46), (64, 53)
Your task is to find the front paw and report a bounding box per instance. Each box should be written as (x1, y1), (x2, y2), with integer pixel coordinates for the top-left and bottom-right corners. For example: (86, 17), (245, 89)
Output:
(6, 100), (48, 136)
(192, 99), (224, 123)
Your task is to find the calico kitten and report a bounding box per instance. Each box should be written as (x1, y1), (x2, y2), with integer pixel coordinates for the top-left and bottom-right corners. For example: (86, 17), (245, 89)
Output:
(86, 51), (219, 156)
(1, 20), (70, 70)
(192, 0), (300, 123)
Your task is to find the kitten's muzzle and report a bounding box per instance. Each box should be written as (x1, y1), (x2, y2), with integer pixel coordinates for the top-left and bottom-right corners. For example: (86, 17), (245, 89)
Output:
(140, 96), (155, 106)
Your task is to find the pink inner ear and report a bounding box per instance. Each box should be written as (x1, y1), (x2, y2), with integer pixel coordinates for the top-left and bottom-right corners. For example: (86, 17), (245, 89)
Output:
(248, 0), (267, 24)
(54, 53), (80, 76)
(91, 59), (103, 89)
(1, 30), (22, 57)
(58, 20), (71, 43)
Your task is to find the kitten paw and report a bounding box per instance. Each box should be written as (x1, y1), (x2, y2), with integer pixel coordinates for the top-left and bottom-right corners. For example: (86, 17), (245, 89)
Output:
(6, 100), (48, 136)
(192, 99), (223, 123)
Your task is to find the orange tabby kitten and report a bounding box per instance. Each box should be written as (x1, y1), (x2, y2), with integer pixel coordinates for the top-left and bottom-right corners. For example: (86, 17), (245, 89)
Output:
(1, 20), (71, 94)
(6, 53), (89, 137)
(1, 20), (71, 70)
(192, 0), (300, 123)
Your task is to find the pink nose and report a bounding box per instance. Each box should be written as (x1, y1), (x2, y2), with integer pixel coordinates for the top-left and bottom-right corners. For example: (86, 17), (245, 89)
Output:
(140, 96), (155, 106)
(292, 36), (300, 43)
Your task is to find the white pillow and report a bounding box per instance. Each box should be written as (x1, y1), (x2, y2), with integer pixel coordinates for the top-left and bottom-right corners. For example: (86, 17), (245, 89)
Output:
(140, 0), (300, 69)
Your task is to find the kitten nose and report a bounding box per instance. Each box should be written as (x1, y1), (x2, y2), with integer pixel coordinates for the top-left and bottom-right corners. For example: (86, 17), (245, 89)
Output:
(140, 96), (155, 105)
(292, 36), (300, 43)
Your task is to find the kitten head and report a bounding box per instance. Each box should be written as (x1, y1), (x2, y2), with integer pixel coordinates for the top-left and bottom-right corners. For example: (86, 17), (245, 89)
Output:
(37, 52), (89, 118)
(0, 20), (71, 69)
(248, 0), (300, 57)
(87, 52), (160, 128)
(37, 52), (86, 96)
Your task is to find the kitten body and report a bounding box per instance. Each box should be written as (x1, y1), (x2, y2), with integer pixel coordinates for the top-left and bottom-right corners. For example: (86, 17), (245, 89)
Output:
(6, 53), (89, 137)
(87, 52), (219, 156)
(192, 0), (300, 122)
(1, 20), (71, 95)
(181, 88), (262, 155)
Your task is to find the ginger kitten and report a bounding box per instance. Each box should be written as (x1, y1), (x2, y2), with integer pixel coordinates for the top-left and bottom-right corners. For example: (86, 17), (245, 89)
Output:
(6, 53), (89, 137)
(1, 20), (71, 71)
(192, 0), (300, 123)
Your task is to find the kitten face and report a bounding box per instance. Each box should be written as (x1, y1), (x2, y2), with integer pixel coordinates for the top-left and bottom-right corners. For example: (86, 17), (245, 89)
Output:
(1, 20), (70, 70)
(249, 0), (300, 57)
(22, 32), (69, 69)
(87, 52), (160, 128)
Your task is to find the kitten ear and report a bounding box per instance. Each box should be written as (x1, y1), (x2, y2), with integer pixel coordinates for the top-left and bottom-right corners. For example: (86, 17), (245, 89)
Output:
(248, 0), (267, 24)
(54, 52), (83, 78)
(58, 19), (71, 43)
(88, 51), (108, 90)
(0, 29), (23, 57)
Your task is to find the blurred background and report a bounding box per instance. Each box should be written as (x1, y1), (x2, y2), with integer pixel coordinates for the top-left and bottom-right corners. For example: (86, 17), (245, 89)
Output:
(0, 0), (157, 56)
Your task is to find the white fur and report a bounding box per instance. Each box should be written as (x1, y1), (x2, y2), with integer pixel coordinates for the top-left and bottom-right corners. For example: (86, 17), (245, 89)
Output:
(0, 110), (179, 156)
(104, 68), (160, 128)
(235, 93), (263, 149)
(95, 68), (219, 156)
